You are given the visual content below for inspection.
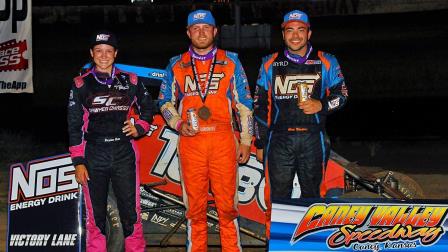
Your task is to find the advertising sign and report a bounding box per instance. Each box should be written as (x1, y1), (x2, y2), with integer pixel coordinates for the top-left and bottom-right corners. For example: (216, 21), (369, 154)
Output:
(7, 155), (80, 251)
(269, 201), (448, 251)
(0, 0), (33, 93)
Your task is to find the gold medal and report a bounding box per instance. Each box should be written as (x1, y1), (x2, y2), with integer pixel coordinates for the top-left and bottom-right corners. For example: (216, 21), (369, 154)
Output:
(198, 106), (211, 120)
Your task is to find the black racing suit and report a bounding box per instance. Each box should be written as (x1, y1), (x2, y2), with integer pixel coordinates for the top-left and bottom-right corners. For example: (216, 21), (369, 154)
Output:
(67, 66), (154, 251)
(254, 49), (348, 236)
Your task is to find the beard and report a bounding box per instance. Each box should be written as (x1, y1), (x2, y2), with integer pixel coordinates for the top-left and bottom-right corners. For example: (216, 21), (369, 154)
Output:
(286, 41), (307, 55)
(191, 37), (215, 50)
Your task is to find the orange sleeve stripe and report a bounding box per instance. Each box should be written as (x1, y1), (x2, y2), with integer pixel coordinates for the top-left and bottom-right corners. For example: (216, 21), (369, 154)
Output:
(318, 51), (331, 71)
(264, 53), (277, 127)
(264, 52), (278, 73)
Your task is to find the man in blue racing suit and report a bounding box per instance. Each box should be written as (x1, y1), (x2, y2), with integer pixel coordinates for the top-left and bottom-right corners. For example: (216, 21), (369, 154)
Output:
(253, 10), (348, 238)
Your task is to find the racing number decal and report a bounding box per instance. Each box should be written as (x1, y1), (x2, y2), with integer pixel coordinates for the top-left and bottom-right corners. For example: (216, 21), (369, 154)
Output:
(150, 127), (180, 183)
(238, 156), (266, 210)
(149, 125), (266, 210)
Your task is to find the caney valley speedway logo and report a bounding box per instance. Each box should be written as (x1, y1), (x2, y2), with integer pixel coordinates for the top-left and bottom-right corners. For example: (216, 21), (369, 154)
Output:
(292, 203), (448, 251)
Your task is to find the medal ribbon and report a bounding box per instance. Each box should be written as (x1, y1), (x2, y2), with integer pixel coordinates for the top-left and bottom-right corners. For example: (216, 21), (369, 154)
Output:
(92, 65), (116, 85)
(190, 48), (217, 103)
(189, 46), (217, 61)
(284, 43), (313, 64)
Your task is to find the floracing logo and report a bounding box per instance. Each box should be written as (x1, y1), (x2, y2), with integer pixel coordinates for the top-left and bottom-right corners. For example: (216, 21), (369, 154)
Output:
(292, 204), (448, 251)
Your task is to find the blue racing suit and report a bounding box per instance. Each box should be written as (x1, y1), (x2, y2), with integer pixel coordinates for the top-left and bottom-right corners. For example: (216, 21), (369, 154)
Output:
(254, 48), (348, 237)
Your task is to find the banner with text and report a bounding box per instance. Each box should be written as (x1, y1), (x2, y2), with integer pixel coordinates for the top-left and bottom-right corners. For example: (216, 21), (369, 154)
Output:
(7, 155), (80, 252)
(0, 0), (33, 93)
(269, 200), (448, 251)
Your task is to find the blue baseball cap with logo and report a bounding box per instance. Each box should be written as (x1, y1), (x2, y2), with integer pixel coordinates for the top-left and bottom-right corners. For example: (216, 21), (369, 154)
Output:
(281, 10), (310, 28)
(187, 9), (216, 27)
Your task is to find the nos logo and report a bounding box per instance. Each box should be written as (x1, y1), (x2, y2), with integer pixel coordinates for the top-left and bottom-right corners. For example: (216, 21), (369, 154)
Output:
(149, 126), (267, 210)
(274, 74), (321, 95)
(184, 73), (225, 93)
(9, 156), (78, 203)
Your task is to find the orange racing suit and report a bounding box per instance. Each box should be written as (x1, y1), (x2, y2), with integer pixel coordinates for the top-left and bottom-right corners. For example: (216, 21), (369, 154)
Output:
(158, 48), (253, 252)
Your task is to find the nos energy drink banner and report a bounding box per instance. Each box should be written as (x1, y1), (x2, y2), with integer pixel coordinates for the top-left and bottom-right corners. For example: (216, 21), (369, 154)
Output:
(269, 201), (448, 251)
(7, 155), (80, 252)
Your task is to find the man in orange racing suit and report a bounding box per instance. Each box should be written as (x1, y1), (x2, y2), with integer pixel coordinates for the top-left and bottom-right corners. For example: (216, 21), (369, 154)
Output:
(158, 10), (253, 252)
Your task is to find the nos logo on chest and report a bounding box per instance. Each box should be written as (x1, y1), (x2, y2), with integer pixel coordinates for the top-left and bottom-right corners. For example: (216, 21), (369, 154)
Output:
(184, 73), (225, 95)
(274, 74), (321, 99)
